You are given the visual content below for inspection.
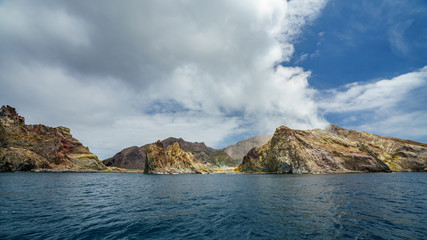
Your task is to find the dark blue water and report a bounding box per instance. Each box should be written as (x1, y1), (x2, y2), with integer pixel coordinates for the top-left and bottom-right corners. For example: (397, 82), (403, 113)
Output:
(0, 173), (426, 239)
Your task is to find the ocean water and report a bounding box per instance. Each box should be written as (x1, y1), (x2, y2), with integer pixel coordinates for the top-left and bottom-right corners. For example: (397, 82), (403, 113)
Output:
(0, 172), (426, 239)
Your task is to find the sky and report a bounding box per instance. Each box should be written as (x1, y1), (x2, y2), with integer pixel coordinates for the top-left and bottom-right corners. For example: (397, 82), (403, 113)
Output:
(1, 0), (426, 159)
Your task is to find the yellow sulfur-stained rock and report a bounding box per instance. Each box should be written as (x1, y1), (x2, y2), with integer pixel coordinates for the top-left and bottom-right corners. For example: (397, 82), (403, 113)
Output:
(0, 105), (106, 171)
(144, 141), (212, 174)
(237, 125), (427, 173)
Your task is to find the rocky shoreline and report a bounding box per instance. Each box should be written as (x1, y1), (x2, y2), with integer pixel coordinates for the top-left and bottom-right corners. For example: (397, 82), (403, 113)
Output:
(30, 168), (145, 173)
(23, 169), (396, 174)
(1, 105), (426, 174)
(237, 125), (427, 173)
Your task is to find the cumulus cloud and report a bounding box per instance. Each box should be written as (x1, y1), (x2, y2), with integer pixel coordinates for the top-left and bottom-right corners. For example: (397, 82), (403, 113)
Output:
(1, 0), (425, 158)
(0, 0), (331, 158)
(0, 61), (134, 126)
(318, 66), (427, 142)
(357, 111), (427, 141)
(319, 66), (427, 112)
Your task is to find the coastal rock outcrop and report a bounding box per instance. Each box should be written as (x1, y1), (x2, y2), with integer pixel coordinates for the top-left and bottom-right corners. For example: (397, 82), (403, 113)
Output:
(155, 137), (238, 167)
(0, 105), (106, 171)
(104, 140), (212, 174)
(326, 125), (427, 172)
(146, 141), (212, 174)
(105, 137), (237, 173)
(237, 125), (427, 173)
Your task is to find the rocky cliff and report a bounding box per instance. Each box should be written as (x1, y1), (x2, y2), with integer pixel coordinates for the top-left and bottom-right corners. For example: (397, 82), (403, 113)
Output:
(223, 135), (271, 161)
(154, 137), (238, 167)
(326, 125), (427, 172)
(104, 139), (212, 174)
(104, 137), (238, 173)
(0, 105), (106, 171)
(105, 137), (237, 169)
(237, 125), (427, 173)
(146, 141), (212, 174)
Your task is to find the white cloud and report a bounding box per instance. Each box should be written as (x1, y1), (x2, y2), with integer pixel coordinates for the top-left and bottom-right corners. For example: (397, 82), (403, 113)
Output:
(0, 0), (329, 159)
(357, 111), (427, 141)
(2, 0), (425, 159)
(82, 113), (243, 157)
(0, 0), (90, 51)
(319, 66), (427, 143)
(282, 0), (328, 41)
(0, 61), (135, 127)
(295, 53), (309, 63)
(320, 66), (427, 112)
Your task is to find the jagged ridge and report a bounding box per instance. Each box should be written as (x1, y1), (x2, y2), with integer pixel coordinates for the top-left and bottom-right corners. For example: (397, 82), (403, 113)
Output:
(237, 125), (427, 173)
(104, 140), (212, 174)
(143, 137), (238, 167)
(104, 137), (238, 172)
(0, 105), (106, 171)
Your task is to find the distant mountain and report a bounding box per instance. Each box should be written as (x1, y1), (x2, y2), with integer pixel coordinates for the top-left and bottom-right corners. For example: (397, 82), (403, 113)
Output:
(104, 137), (238, 173)
(104, 139), (213, 174)
(146, 137), (239, 167)
(5, 104), (425, 174)
(0, 105), (106, 171)
(236, 125), (427, 173)
(103, 146), (146, 170)
(223, 135), (271, 161)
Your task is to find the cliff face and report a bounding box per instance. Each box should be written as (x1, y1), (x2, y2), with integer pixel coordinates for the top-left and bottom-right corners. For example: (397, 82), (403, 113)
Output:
(326, 125), (427, 172)
(223, 135), (271, 161)
(237, 125), (427, 173)
(104, 136), (278, 172)
(103, 140), (212, 174)
(0, 105), (106, 171)
(143, 137), (238, 167)
(146, 141), (212, 174)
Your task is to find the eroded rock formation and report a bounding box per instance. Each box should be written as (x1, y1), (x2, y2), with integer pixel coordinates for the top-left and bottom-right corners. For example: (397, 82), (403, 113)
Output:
(326, 125), (427, 172)
(147, 137), (238, 167)
(0, 105), (106, 171)
(105, 137), (237, 173)
(237, 125), (427, 173)
(146, 141), (212, 174)
(104, 139), (212, 174)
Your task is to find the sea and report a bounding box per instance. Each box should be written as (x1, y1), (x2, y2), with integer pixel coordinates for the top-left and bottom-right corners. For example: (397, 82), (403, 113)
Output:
(0, 172), (426, 239)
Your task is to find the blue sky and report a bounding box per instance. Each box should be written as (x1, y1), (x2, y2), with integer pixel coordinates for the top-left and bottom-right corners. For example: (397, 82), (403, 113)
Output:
(289, 0), (427, 89)
(287, 0), (427, 143)
(0, 0), (426, 159)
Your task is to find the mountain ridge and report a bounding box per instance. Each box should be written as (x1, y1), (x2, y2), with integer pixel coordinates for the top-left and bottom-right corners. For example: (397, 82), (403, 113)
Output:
(104, 137), (238, 172)
(0, 105), (106, 171)
(223, 135), (272, 161)
(2, 105), (426, 174)
(236, 125), (427, 173)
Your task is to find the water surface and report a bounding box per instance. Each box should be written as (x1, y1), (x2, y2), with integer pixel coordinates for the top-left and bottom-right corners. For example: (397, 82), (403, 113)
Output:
(1, 172), (426, 239)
